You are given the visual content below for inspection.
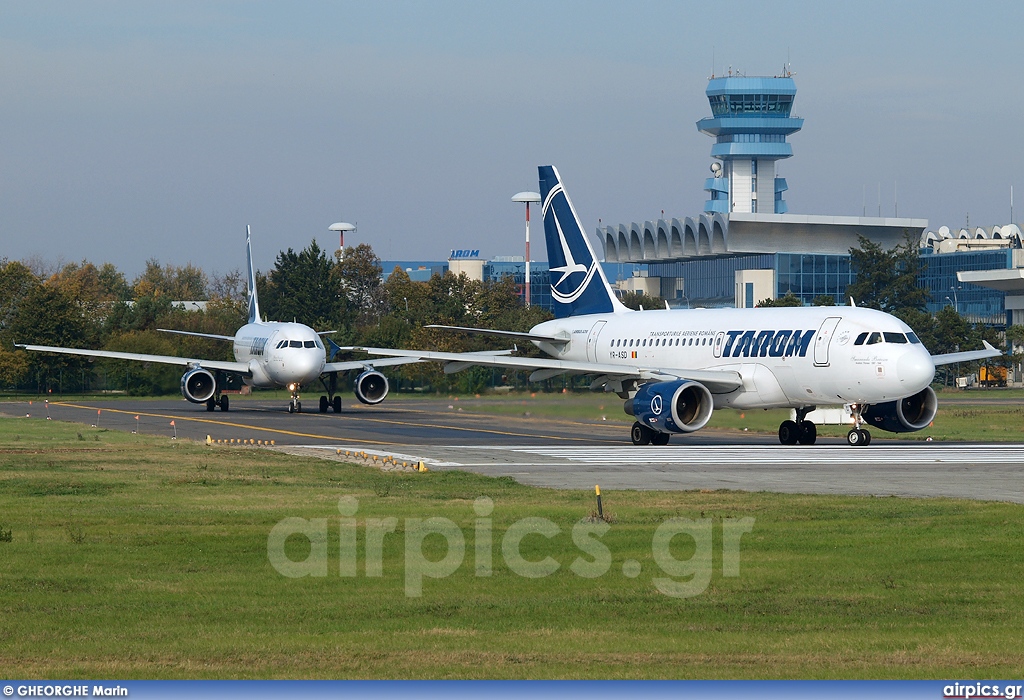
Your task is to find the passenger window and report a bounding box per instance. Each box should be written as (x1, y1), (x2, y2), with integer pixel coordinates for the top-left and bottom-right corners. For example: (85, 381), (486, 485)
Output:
(854, 332), (868, 346)
(289, 340), (302, 348)
(883, 332), (907, 344)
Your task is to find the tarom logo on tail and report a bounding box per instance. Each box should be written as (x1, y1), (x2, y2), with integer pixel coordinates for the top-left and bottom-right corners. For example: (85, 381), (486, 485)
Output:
(539, 165), (626, 319)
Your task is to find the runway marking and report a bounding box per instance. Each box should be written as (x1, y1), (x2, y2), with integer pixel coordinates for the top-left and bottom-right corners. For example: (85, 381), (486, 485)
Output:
(49, 402), (396, 445)
(506, 444), (1024, 465)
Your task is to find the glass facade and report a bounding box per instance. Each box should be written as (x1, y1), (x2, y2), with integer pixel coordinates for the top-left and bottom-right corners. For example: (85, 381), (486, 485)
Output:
(649, 254), (775, 307)
(919, 249), (1011, 324)
(776, 253), (855, 306)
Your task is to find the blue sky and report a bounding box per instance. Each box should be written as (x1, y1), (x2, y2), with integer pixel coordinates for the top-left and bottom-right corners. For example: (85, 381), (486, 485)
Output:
(2, 1), (1023, 277)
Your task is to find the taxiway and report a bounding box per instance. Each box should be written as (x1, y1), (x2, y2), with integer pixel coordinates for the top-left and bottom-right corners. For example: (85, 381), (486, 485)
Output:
(4, 396), (1022, 504)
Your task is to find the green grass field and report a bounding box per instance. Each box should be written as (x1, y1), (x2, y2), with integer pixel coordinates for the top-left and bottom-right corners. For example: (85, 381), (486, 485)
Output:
(429, 389), (1024, 442)
(1, 416), (1022, 678)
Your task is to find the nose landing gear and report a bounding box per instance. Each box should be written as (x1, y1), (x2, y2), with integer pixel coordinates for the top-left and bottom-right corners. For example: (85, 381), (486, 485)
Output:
(287, 383), (302, 413)
(846, 403), (871, 446)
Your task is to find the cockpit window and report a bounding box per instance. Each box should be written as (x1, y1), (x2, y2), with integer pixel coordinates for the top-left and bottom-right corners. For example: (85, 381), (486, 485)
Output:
(854, 332), (868, 346)
(303, 340), (316, 348)
(276, 340), (286, 349)
(315, 339), (323, 349)
(883, 332), (907, 344)
(865, 332), (882, 345)
(906, 332), (922, 344)
(289, 340), (302, 348)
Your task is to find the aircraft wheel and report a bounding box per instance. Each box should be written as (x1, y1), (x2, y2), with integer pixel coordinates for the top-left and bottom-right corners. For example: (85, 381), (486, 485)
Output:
(797, 420), (817, 445)
(847, 428), (869, 446)
(220, 395), (229, 412)
(651, 432), (670, 446)
(319, 396), (329, 413)
(295, 401), (302, 414)
(778, 420), (799, 445)
(287, 403), (294, 414)
(332, 396), (342, 413)
(206, 398), (216, 412)
(630, 421), (652, 446)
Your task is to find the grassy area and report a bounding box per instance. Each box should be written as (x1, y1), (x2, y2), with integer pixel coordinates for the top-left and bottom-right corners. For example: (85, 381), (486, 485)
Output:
(437, 390), (1024, 442)
(1, 417), (1022, 678)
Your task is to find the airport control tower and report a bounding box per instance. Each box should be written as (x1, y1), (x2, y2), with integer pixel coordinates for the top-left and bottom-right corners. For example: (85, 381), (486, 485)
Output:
(697, 73), (803, 214)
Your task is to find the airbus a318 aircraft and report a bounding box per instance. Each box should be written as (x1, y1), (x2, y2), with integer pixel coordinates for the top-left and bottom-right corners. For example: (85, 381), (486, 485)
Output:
(344, 165), (1000, 447)
(18, 227), (417, 413)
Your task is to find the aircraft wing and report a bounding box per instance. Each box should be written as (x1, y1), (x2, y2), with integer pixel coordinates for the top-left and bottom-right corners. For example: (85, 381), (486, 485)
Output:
(931, 340), (1002, 366)
(322, 356), (423, 373)
(16, 344), (251, 375)
(322, 348), (513, 374)
(340, 346), (743, 393)
(156, 329), (236, 341)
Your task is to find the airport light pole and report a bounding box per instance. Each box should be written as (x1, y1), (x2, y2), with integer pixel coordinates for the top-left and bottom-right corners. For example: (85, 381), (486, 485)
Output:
(512, 191), (541, 307)
(329, 222), (356, 260)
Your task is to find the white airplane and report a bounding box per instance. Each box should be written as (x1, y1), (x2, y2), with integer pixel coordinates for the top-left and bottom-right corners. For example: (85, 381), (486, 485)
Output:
(343, 165), (1001, 447)
(18, 227), (419, 413)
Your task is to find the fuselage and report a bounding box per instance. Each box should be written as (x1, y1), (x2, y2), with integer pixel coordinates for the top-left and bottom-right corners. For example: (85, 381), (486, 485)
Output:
(232, 321), (326, 389)
(530, 306), (935, 409)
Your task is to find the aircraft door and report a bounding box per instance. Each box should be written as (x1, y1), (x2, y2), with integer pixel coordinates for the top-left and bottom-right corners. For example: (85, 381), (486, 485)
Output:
(586, 320), (608, 363)
(712, 331), (725, 358)
(814, 316), (842, 366)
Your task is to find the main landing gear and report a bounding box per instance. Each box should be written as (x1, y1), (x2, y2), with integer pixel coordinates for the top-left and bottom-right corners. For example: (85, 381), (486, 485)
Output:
(205, 395), (229, 412)
(846, 403), (871, 447)
(630, 422), (671, 446)
(318, 372), (343, 413)
(205, 371), (229, 412)
(778, 407), (816, 445)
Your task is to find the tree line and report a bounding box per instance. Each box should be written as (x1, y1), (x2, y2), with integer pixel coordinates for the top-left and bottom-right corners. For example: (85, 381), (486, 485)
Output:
(0, 242), (553, 395)
(0, 234), (1014, 395)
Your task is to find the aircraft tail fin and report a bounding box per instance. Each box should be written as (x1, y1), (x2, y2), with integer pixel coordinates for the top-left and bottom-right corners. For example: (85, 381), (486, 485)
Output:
(246, 225), (262, 324)
(538, 166), (627, 318)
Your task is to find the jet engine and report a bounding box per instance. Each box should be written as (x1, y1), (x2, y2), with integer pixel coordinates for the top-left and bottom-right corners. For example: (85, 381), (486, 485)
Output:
(624, 380), (714, 434)
(180, 367), (216, 404)
(862, 386), (938, 433)
(354, 369), (389, 405)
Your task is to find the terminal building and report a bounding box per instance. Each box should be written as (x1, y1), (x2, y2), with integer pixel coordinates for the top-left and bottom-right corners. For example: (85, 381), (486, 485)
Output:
(386, 71), (1022, 327)
(601, 71), (1023, 327)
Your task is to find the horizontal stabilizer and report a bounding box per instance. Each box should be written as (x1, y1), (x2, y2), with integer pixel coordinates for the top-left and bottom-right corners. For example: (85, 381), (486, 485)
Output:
(424, 325), (569, 344)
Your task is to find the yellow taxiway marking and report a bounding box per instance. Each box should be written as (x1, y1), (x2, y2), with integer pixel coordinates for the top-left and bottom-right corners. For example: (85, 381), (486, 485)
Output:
(50, 402), (395, 445)
(49, 401), (608, 443)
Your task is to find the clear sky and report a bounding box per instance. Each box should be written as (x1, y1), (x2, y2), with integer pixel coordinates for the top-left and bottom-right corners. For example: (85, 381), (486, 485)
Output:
(2, 1), (1023, 277)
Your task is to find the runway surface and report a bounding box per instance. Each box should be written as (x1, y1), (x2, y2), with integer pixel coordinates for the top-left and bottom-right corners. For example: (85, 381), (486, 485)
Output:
(4, 396), (1023, 503)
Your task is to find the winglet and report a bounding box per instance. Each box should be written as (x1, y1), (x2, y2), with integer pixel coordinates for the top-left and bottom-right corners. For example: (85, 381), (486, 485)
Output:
(246, 225), (262, 324)
(539, 166), (628, 319)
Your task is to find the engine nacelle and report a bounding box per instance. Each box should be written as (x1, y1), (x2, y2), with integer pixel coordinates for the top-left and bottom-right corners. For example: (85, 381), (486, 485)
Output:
(181, 367), (216, 404)
(624, 380), (714, 434)
(354, 369), (389, 405)
(862, 386), (938, 433)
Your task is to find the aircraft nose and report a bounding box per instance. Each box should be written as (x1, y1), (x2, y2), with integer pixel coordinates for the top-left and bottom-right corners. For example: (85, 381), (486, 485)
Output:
(898, 348), (935, 390)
